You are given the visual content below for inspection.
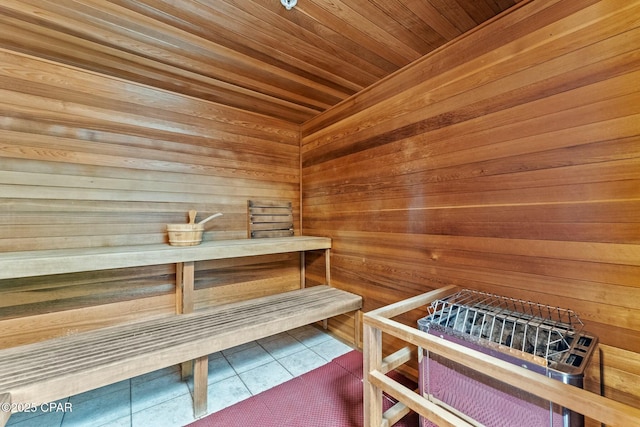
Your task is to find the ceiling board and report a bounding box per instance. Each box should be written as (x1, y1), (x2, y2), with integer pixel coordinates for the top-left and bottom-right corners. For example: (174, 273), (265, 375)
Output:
(0, 0), (523, 123)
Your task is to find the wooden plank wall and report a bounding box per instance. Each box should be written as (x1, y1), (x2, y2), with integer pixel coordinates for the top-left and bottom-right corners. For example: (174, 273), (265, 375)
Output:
(302, 0), (640, 411)
(0, 48), (302, 348)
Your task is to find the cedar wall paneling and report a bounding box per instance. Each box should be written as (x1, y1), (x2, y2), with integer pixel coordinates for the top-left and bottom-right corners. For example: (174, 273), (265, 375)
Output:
(302, 0), (640, 411)
(0, 49), (301, 348)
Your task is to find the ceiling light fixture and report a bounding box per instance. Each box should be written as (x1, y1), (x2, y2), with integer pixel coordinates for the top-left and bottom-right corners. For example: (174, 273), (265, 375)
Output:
(281, 0), (297, 10)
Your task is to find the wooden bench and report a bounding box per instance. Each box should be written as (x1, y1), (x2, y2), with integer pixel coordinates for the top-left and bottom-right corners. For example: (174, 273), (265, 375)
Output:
(0, 285), (361, 425)
(0, 237), (362, 425)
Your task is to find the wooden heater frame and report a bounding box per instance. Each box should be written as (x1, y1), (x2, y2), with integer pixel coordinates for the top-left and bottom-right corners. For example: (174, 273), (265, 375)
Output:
(363, 285), (640, 427)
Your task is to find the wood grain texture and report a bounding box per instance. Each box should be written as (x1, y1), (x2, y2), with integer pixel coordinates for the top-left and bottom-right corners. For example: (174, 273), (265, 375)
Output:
(364, 303), (640, 427)
(598, 345), (640, 408)
(0, 0), (636, 415)
(0, 285), (362, 409)
(0, 0), (522, 354)
(0, 237), (330, 279)
(0, 0), (522, 123)
(0, 48), (302, 346)
(302, 0), (640, 410)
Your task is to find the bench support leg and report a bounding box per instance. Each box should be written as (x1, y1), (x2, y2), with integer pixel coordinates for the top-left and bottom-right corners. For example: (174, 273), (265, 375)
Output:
(300, 252), (305, 288)
(177, 261), (196, 379)
(193, 355), (209, 418)
(0, 393), (11, 427)
(325, 248), (331, 285)
(181, 361), (193, 381)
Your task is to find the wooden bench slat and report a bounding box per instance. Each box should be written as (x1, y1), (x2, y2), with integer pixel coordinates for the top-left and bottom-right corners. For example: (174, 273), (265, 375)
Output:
(0, 285), (362, 408)
(0, 236), (331, 279)
(0, 286), (350, 372)
(251, 230), (295, 238)
(247, 200), (292, 209)
(0, 285), (340, 367)
(2, 300), (347, 384)
(250, 221), (294, 230)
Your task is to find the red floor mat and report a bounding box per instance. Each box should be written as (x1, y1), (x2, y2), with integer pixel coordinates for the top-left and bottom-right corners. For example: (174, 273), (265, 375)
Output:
(186, 350), (418, 427)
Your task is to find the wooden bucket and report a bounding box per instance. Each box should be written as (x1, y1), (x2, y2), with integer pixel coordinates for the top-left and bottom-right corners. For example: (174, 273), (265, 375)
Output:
(166, 223), (204, 246)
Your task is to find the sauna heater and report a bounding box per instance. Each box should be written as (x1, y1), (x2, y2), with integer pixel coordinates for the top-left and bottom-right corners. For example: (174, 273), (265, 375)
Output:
(417, 289), (597, 427)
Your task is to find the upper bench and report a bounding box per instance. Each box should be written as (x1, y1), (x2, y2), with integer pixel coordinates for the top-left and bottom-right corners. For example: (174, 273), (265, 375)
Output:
(0, 236), (331, 280)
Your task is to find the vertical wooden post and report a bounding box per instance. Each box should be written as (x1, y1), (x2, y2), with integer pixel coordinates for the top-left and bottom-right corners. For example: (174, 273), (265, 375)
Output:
(176, 261), (195, 379)
(320, 248), (331, 328)
(363, 320), (383, 427)
(300, 252), (306, 288)
(176, 261), (195, 315)
(175, 262), (184, 314)
(355, 310), (362, 348)
(325, 248), (331, 286)
(193, 355), (209, 418)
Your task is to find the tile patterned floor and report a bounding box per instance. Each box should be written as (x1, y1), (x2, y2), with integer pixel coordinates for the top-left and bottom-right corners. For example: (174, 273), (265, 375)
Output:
(6, 325), (355, 427)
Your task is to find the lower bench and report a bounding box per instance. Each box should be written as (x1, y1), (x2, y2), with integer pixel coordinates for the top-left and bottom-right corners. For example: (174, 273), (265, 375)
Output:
(0, 285), (362, 426)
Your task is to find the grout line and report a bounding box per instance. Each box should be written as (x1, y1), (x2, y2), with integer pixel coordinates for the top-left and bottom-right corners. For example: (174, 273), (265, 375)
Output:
(129, 379), (133, 427)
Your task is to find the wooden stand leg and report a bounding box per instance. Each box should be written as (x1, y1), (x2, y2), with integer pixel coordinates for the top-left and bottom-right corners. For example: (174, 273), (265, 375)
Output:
(363, 322), (383, 427)
(355, 310), (362, 348)
(193, 355), (209, 418)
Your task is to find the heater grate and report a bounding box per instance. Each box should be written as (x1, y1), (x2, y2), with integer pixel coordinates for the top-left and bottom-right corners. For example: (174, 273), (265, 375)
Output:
(425, 290), (582, 363)
(418, 289), (596, 375)
(417, 289), (599, 427)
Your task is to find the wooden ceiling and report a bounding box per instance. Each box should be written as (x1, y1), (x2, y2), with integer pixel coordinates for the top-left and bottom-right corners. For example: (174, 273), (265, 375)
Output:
(1, 0), (523, 124)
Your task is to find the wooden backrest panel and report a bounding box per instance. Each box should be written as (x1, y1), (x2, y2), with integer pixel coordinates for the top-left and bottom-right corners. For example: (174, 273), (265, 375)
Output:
(248, 200), (294, 238)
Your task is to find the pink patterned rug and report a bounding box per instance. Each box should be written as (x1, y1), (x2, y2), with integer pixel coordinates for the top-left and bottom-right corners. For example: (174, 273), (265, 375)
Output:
(186, 350), (418, 427)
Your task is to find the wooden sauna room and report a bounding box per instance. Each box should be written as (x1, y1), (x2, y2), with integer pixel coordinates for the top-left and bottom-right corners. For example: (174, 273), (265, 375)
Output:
(0, 0), (638, 426)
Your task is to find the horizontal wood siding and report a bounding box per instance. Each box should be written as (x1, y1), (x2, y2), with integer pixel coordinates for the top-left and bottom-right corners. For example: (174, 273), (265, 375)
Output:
(302, 0), (640, 410)
(0, 49), (301, 347)
(0, 0), (523, 123)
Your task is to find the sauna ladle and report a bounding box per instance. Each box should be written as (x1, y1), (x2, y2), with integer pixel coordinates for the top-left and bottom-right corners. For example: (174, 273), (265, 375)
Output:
(198, 212), (223, 225)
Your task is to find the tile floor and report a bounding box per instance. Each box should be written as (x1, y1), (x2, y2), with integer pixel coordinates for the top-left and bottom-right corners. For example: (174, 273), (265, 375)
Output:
(6, 325), (355, 427)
